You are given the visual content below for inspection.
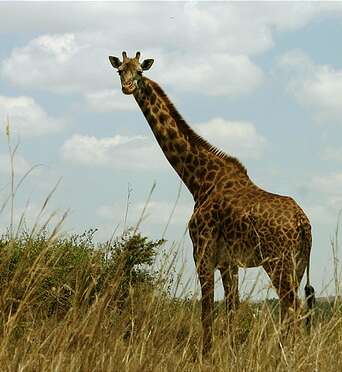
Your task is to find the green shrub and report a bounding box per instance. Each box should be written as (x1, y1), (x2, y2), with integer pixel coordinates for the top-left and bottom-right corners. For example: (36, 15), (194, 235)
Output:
(0, 228), (165, 321)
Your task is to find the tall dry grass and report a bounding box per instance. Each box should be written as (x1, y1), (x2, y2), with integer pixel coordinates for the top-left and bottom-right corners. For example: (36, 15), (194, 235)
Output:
(0, 228), (342, 372)
(1, 123), (342, 371)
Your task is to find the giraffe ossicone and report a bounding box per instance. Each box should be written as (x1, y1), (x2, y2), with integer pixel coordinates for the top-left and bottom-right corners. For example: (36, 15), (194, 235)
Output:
(109, 51), (315, 355)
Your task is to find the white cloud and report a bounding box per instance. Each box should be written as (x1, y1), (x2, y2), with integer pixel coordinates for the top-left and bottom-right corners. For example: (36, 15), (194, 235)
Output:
(1, 3), (341, 53)
(61, 117), (266, 170)
(240, 2), (342, 33)
(96, 205), (117, 221)
(195, 118), (266, 159)
(304, 204), (336, 226)
(3, 3), (342, 99)
(321, 147), (342, 162)
(311, 173), (342, 197)
(1, 32), (262, 98)
(0, 201), (64, 235)
(276, 50), (342, 120)
(159, 53), (263, 97)
(97, 200), (192, 227)
(134, 200), (192, 227)
(307, 172), (342, 223)
(294, 172), (342, 226)
(0, 96), (64, 137)
(61, 134), (166, 170)
(1, 33), (110, 94)
(0, 153), (31, 176)
(0, 2), (150, 34)
(84, 89), (137, 112)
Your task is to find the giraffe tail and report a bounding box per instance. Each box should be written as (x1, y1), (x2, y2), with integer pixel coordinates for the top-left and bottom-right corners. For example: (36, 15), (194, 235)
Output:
(304, 262), (315, 330)
(303, 227), (315, 331)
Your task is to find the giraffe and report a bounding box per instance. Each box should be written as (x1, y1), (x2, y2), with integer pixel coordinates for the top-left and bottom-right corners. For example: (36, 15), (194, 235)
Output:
(109, 51), (315, 355)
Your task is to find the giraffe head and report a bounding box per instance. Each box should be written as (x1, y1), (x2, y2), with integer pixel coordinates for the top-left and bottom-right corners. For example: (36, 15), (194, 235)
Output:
(109, 51), (154, 95)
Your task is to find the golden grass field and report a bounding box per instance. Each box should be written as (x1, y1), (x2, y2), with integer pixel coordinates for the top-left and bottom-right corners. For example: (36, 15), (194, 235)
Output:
(0, 226), (341, 372)
(1, 130), (342, 371)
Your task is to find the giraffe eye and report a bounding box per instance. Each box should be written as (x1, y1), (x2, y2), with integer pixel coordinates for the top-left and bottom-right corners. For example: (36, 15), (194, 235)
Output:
(117, 70), (122, 75)
(137, 70), (143, 75)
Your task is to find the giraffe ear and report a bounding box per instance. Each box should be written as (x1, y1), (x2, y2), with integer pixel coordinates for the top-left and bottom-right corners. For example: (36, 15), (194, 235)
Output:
(109, 56), (122, 69)
(141, 59), (154, 71)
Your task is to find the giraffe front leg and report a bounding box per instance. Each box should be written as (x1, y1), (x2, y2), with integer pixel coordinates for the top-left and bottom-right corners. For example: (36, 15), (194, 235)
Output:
(189, 208), (219, 357)
(189, 233), (215, 356)
(198, 264), (215, 356)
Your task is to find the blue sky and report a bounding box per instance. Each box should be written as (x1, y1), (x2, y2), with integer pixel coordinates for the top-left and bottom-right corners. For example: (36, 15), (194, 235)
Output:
(1, 2), (342, 299)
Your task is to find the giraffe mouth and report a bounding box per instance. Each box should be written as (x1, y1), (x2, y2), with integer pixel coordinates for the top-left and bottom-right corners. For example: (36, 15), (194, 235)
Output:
(122, 81), (137, 95)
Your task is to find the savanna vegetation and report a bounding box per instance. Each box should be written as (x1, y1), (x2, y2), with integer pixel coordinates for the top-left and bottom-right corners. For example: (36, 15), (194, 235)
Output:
(1, 128), (342, 371)
(0, 223), (341, 372)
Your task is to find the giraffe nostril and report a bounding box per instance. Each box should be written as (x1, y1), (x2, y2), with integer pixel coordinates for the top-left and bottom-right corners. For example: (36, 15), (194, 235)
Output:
(122, 81), (136, 95)
(122, 82), (134, 90)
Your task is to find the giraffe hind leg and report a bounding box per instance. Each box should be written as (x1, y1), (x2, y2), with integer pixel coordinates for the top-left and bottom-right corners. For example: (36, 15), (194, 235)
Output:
(263, 260), (304, 330)
(219, 264), (239, 315)
(304, 283), (315, 332)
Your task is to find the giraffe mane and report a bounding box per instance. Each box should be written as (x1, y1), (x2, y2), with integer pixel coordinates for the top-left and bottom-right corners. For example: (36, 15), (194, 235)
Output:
(147, 78), (248, 175)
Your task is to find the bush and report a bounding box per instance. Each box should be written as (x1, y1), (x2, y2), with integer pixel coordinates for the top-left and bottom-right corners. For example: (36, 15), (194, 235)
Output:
(0, 228), (165, 321)
(1, 227), (342, 371)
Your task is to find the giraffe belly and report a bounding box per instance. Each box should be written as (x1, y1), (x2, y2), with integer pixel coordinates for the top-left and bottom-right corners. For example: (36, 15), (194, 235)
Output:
(216, 237), (264, 268)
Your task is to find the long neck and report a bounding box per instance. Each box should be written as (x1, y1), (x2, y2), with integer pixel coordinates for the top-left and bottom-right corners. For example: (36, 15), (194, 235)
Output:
(133, 77), (248, 199)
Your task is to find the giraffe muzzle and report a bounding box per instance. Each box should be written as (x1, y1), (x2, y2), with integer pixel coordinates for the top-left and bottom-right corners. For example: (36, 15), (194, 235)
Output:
(122, 82), (136, 95)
